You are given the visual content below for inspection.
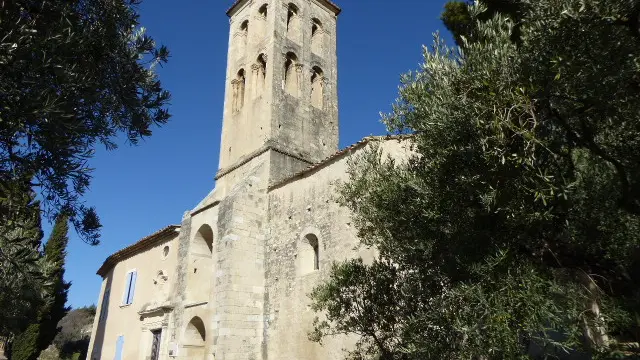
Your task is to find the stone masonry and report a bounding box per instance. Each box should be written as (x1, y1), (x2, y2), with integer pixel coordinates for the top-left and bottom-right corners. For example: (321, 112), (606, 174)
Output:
(86, 1), (413, 359)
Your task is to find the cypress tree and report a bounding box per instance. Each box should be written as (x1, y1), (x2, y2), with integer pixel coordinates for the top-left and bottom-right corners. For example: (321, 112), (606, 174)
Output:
(11, 214), (71, 360)
(39, 214), (72, 352)
(0, 174), (46, 337)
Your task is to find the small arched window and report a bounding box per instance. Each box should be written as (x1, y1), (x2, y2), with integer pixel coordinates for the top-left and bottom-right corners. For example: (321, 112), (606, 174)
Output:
(233, 69), (246, 112)
(258, 4), (268, 19)
(311, 66), (324, 108)
(300, 234), (320, 274)
(311, 18), (323, 54)
(286, 3), (301, 41)
(256, 54), (267, 97)
(240, 20), (249, 48)
(284, 52), (298, 96)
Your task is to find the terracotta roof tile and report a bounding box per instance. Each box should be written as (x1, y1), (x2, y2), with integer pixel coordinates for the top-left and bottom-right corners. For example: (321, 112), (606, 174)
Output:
(96, 225), (180, 277)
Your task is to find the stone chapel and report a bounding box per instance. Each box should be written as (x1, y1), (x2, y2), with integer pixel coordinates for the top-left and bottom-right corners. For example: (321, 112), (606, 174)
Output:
(86, 0), (412, 359)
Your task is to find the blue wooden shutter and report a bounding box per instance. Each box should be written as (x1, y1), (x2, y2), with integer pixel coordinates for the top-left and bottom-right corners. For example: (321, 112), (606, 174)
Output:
(127, 270), (137, 304)
(122, 272), (133, 305)
(114, 335), (124, 360)
(100, 289), (110, 321)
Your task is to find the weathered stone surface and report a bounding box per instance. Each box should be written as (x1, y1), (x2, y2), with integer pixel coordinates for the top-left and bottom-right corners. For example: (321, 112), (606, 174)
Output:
(86, 1), (414, 359)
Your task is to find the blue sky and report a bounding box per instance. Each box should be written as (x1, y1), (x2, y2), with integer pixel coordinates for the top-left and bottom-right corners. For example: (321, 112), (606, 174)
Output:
(54, 0), (455, 308)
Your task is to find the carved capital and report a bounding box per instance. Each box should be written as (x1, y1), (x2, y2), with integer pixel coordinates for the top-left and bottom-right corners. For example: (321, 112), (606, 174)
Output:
(251, 63), (261, 71)
(295, 63), (304, 73)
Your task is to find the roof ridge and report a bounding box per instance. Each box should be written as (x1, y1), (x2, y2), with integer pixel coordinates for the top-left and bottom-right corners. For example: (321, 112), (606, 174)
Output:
(97, 225), (180, 277)
(268, 134), (412, 191)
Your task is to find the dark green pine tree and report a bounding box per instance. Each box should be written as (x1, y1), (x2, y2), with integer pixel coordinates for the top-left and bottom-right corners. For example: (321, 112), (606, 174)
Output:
(38, 214), (72, 352)
(11, 215), (71, 360)
(6, 177), (46, 360)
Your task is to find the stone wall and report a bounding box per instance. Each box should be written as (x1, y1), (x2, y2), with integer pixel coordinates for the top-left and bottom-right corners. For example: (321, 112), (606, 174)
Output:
(218, 0), (340, 172)
(263, 138), (412, 360)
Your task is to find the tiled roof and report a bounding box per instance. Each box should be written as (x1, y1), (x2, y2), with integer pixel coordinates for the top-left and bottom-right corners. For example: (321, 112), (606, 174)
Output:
(268, 134), (413, 191)
(96, 225), (180, 277)
(226, 0), (341, 16)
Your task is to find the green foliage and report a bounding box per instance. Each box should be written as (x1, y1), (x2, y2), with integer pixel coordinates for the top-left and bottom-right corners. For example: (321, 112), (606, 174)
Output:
(0, 176), (51, 338)
(442, 0), (523, 46)
(0, 0), (169, 348)
(441, 1), (474, 45)
(38, 215), (71, 354)
(0, 0), (171, 244)
(311, 0), (640, 359)
(12, 324), (42, 360)
(11, 214), (73, 358)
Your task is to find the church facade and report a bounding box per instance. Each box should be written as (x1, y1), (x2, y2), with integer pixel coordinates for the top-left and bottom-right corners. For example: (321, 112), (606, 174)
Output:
(87, 0), (411, 359)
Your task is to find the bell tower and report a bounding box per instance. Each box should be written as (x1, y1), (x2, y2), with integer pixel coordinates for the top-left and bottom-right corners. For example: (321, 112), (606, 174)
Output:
(218, 0), (341, 181)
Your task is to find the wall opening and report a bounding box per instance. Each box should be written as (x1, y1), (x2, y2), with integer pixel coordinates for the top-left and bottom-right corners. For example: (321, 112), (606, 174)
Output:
(286, 3), (301, 42)
(299, 233), (320, 274)
(256, 4), (268, 37)
(311, 18), (323, 54)
(187, 224), (214, 303)
(240, 20), (249, 48)
(284, 52), (298, 97)
(232, 69), (246, 113)
(255, 54), (267, 97)
(311, 66), (324, 109)
(192, 224), (213, 256)
(258, 4), (268, 19)
(184, 316), (206, 346)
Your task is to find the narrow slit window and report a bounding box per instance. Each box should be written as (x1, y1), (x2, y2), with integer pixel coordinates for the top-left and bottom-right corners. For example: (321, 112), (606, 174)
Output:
(311, 66), (324, 108)
(240, 20), (249, 47)
(284, 52), (298, 96)
(286, 4), (300, 41)
(311, 18), (323, 53)
(233, 69), (246, 112)
(259, 4), (268, 19)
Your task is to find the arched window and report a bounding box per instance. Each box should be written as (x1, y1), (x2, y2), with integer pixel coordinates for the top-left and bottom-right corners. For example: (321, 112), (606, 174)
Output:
(256, 4), (268, 36)
(240, 20), (249, 47)
(187, 224), (213, 303)
(192, 224), (213, 256)
(284, 52), (299, 96)
(232, 69), (246, 112)
(311, 66), (324, 108)
(286, 3), (301, 42)
(258, 4), (268, 19)
(311, 18), (323, 54)
(299, 234), (320, 274)
(255, 54), (267, 97)
(184, 316), (206, 346)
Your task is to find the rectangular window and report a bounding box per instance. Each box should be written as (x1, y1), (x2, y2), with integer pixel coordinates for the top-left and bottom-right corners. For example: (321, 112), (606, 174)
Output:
(114, 335), (124, 360)
(99, 288), (110, 322)
(122, 270), (137, 305)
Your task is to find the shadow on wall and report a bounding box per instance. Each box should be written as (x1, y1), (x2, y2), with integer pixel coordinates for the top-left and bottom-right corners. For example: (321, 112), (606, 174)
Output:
(88, 270), (114, 359)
